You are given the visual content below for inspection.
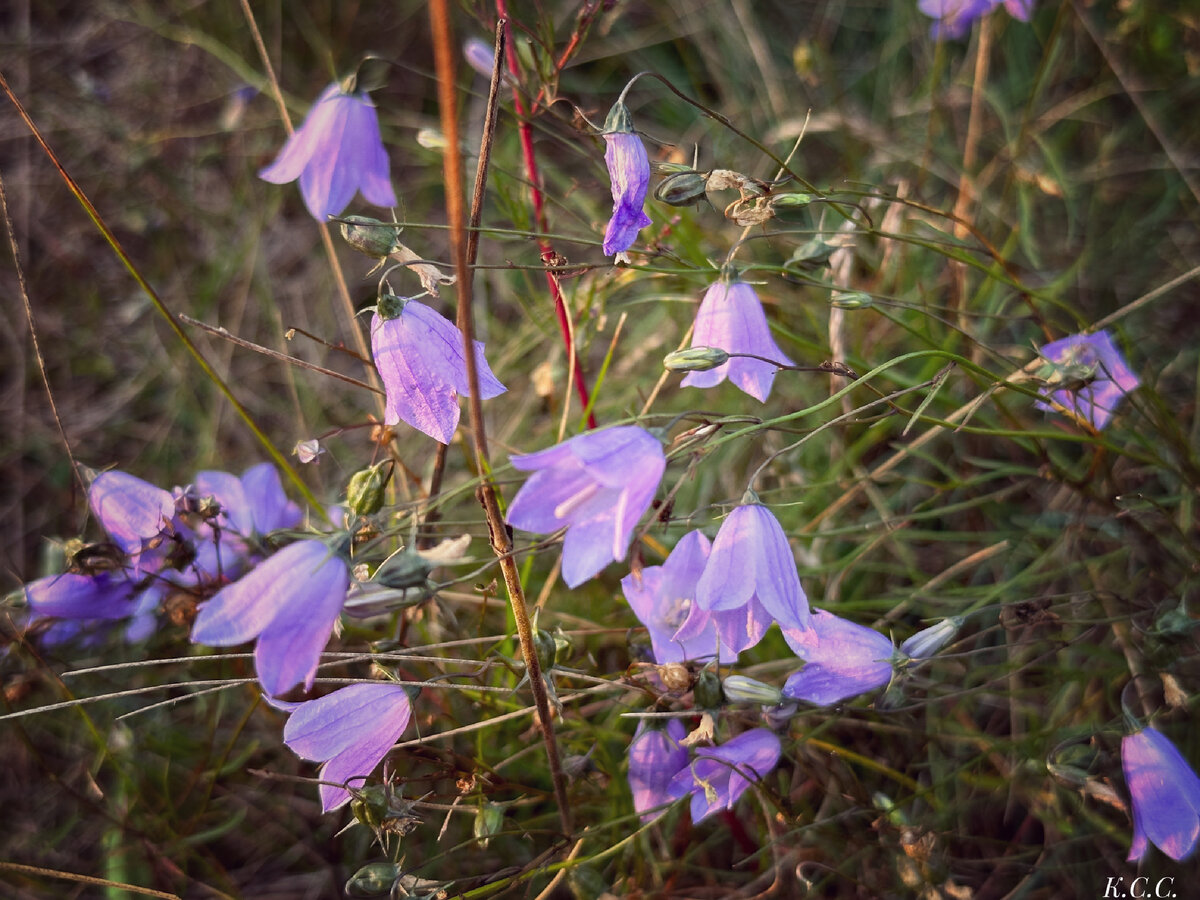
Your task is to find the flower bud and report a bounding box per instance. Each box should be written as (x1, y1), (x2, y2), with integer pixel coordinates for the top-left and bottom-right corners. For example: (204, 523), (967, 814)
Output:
(693, 668), (724, 709)
(831, 291), (873, 310)
(473, 802), (505, 849)
(416, 127), (448, 150)
(769, 192), (813, 208)
(345, 862), (400, 897)
(294, 438), (324, 463)
(373, 549), (434, 590)
(722, 675), (783, 706)
(340, 215), (401, 258)
(899, 616), (963, 659)
(345, 460), (393, 518)
(663, 346), (730, 372)
(654, 170), (709, 207)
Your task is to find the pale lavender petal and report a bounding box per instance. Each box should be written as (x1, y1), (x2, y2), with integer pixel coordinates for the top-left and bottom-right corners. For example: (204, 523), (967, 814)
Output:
(404, 301), (507, 400)
(1122, 727), (1200, 862)
(601, 131), (652, 256)
(668, 729), (781, 822)
(623, 531), (719, 663)
(1004, 0), (1033, 20)
(781, 609), (894, 705)
(258, 85), (341, 185)
(241, 463), (302, 534)
(561, 516), (624, 587)
(1036, 330), (1139, 430)
(371, 308), (460, 444)
(25, 572), (136, 621)
(196, 470), (255, 537)
(628, 720), (688, 822)
(89, 471), (176, 556)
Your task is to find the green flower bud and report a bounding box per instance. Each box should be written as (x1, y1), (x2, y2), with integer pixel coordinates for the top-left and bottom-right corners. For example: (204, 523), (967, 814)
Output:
(345, 862), (400, 897)
(663, 346), (730, 372)
(831, 291), (873, 310)
(721, 675), (783, 706)
(340, 215), (402, 258)
(693, 668), (724, 709)
(346, 460), (393, 518)
(769, 192), (813, 208)
(373, 549), (434, 591)
(654, 170), (710, 207)
(473, 802), (505, 849)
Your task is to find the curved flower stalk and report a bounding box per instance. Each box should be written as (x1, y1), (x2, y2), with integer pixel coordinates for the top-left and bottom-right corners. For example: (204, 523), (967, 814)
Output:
(666, 728), (781, 823)
(919, 0), (1033, 40)
(259, 80), (396, 222)
(695, 496), (810, 633)
(370, 294), (507, 445)
(1122, 726), (1200, 862)
(190, 539), (349, 696)
(680, 278), (794, 402)
(628, 719), (688, 823)
(600, 101), (652, 259)
(280, 682), (414, 812)
(507, 426), (666, 587)
(1034, 329), (1139, 430)
(622, 531), (764, 663)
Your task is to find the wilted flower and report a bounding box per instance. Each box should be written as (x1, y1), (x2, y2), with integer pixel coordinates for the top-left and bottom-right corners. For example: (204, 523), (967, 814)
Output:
(1122, 726), (1200, 862)
(601, 102), (652, 258)
(191, 539), (349, 696)
(1035, 329), (1139, 430)
(370, 294), (506, 445)
(628, 720), (688, 822)
(623, 531), (758, 664)
(695, 496), (810, 633)
(259, 80), (396, 222)
(667, 728), (781, 823)
(281, 682), (414, 811)
(680, 278), (795, 402)
(507, 426), (666, 587)
(781, 609), (896, 705)
(919, 0), (1032, 40)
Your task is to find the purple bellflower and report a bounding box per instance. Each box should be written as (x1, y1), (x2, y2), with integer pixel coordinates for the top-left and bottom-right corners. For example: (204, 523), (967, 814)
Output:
(919, 0), (1032, 40)
(259, 80), (396, 222)
(89, 470), (176, 560)
(371, 294), (506, 445)
(1122, 726), (1200, 862)
(680, 278), (795, 403)
(667, 728), (781, 823)
(195, 463), (302, 541)
(281, 682), (414, 812)
(25, 572), (161, 646)
(628, 719), (689, 822)
(601, 101), (652, 258)
(695, 495), (810, 633)
(1035, 329), (1139, 430)
(623, 531), (763, 663)
(507, 425), (666, 587)
(191, 539), (349, 696)
(781, 609), (896, 705)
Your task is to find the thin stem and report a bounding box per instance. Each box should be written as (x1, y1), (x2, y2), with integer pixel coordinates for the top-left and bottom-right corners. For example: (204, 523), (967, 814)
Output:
(429, 2), (572, 836)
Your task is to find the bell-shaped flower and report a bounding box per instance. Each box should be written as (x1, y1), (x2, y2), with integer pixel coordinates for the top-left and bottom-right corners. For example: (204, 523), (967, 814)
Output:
(781, 609), (896, 705)
(622, 531), (760, 663)
(371, 294), (506, 445)
(1035, 329), (1139, 430)
(195, 463), (301, 540)
(507, 426), (666, 587)
(695, 497), (810, 633)
(919, 0), (1030, 40)
(628, 719), (689, 823)
(600, 101), (652, 258)
(89, 470), (176, 560)
(25, 572), (161, 646)
(281, 682), (414, 812)
(1122, 726), (1200, 862)
(259, 81), (396, 222)
(190, 539), (349, 696)
(667, 728), (781, 823)
(680, 279), (794, 402)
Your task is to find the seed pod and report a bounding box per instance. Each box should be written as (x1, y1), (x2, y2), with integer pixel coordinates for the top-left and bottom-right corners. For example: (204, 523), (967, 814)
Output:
(345, 862), (400, 897)
(693, 668), (724, 709)
(654, 170), (709, 207)
(340, 215), (402, 258)
(346, 460), (393, 518)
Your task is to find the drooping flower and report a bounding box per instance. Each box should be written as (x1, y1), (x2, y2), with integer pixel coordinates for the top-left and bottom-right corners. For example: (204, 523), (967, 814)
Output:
(370, 294), (507, 445)
(24, 572), (161, 646)
(1122, 726), (1200, 862)
(1035, 329), (1139, 430)
(781, 609), (896, 705)
(281, 682), (414, 812)
(190, 539), (349, 696)
(88, 470), (176, 559)
(195, 463), (302, 540)
(695, 496), (810, 633)
(259, 80), (396, 222)
(680, 278), (794, 403)
(600, 101), (652, 258)
(667, 728), (781, 823)
(628, 719), (689, 823)
(507, 426), (666, 587)
(622, 531), (761, 663)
